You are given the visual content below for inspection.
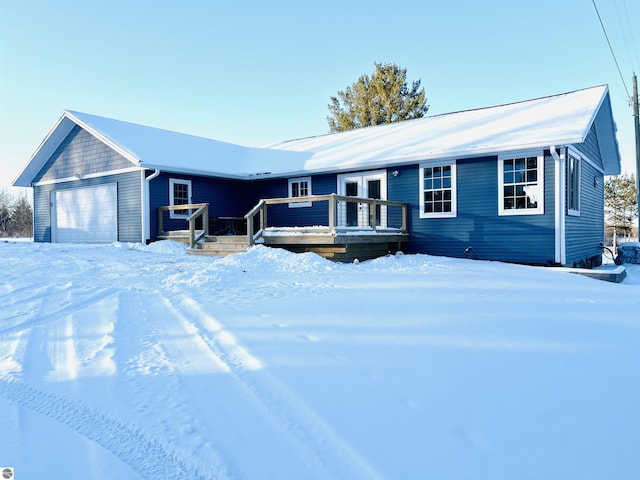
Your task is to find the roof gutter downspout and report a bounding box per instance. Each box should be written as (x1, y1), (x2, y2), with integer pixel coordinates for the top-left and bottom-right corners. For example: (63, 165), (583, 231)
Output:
(550, 146), (566, 265)
(142, 169), (161, 243)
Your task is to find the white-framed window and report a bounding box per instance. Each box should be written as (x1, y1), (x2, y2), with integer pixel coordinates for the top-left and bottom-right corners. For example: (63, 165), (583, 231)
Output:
(288, 176), (312, 208)
(567, 152), (581, 216)
(419, 161), (457, 218)
(169, 178), (192, 219)
(498, 153), (544, 215)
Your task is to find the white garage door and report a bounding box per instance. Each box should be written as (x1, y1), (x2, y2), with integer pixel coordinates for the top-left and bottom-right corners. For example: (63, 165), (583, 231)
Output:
(52, 184), (118, 243)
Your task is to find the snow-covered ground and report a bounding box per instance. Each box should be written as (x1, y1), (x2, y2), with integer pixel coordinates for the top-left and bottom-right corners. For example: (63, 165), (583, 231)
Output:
(1, 241), (638, 480)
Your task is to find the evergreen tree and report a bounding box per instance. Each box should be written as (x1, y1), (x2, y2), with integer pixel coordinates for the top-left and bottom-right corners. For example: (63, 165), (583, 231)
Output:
(327, 62), (428, 133)
(605, 174), (638, 247)
(0, 190), (11, 235)
(9, 195), (33, 238)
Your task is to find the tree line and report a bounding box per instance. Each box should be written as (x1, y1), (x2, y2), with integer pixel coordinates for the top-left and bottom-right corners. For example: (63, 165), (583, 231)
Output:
(0, 190), (33, 238)
(605, 174), (638, 247)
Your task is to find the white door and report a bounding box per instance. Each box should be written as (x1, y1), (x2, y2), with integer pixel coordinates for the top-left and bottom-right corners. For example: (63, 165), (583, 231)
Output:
(52, 184), (118, 243)
(337, 171), (387, 228)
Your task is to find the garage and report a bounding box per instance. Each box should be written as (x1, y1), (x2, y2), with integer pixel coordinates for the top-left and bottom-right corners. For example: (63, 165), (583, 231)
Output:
(52, 184), (118, 243)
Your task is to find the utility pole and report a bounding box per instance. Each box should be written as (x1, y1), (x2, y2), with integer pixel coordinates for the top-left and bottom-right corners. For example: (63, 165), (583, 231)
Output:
(634, 73), (640, 241)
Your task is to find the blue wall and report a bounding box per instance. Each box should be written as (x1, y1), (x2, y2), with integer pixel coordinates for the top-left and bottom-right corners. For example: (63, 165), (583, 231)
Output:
(148, 172), (252, 239)
(387, 156), (556, 264)
(565, 138), (605, 266)
(32, 124), (606, 266)
(249, 174), (336, 227)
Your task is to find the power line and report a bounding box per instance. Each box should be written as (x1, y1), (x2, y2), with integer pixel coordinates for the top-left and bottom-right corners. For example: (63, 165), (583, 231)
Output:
(592, 0), (631, 98)
(621, 0), (640, 71)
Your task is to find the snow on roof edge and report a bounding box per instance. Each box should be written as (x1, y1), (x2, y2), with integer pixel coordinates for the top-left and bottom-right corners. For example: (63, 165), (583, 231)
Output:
(263, 85), (609, 148)
(13, 85), (618, 185)
(65, 110), (143, 166)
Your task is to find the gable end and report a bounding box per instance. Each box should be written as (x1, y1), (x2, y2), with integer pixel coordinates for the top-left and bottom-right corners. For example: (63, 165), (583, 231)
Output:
(33, 125), (137, 184)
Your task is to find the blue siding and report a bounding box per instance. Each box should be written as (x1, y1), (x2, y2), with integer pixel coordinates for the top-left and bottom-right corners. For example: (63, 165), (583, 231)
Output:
(34, 126), (133, 182)
(148, 172), (252, 239)
(33, 185), (52, 242)
(389, 155), (556, 264)
(573, 125), (603, 170)
(565, 145), (605, 267)
(29, 123), (606, 266)
(33, 172), (142, 243)
(251, 174), (335, 227)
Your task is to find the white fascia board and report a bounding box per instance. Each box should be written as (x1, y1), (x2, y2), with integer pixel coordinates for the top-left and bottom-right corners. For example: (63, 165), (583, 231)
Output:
(32, 166), (143, 186)
(567, 146), (605, 175)
(580, 84), (608, 143)
(139, 163), (250, 180)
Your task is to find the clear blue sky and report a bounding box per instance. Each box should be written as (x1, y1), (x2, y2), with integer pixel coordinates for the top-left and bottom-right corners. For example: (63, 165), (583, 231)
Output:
(1, 0), (638, 193)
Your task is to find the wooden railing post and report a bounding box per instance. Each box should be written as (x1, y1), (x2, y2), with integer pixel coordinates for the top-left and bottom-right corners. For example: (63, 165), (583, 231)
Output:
(402, 204), (407, 233)
(189, 216), (195, 247)
(370, 199), (378, 231)
(329, 194), (336, 230)
(158, 207), (165, 236)
(247, 213), (254, 246)
(203, 204), (209, 236)
(260, 202), (267, 231)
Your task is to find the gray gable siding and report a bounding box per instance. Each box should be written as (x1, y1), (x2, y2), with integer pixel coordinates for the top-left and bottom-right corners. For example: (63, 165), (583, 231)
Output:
(33, 171), (142, 243)
(33, 125), (134, 183)
(389, 155), (556, 264)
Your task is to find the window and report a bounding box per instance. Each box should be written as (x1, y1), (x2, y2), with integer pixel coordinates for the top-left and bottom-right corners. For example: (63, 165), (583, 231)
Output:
(169, 178), (192, 219)
(288, 177), (312, 208)
(498, 154), (544, 215)
(419, 161), (457, 218)
(567, 153), (581, 216)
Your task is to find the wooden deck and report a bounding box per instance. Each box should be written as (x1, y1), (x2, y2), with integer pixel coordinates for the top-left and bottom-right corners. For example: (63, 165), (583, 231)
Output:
(157, 195), (409, 261)
(260, 227), (408, 262)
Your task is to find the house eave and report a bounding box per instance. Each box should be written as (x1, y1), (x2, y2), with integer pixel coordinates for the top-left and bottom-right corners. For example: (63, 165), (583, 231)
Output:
(12, 111), (142, 187)
(12, 114), (76, 187)
(249, 139), (586, 180)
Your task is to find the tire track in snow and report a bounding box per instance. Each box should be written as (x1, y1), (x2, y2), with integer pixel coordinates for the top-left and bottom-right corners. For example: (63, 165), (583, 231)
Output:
(169, 294), (385, 480)
(112, 290), (233, 479)
(0, 287), (120, 337)
(0, 375), (216, 480)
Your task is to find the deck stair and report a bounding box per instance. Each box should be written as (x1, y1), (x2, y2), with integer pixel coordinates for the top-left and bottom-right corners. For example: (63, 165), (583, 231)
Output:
(157, 229), (206, 243)
(188, 235), (250, 257)
(157, 231), (249, 257)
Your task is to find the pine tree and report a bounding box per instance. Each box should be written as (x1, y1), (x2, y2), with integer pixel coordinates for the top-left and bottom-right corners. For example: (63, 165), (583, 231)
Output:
(12, 196), (33, 237)
(605, 174), (638, 248)
(0, 190), (12, 236)
(327, 63), (428, 133)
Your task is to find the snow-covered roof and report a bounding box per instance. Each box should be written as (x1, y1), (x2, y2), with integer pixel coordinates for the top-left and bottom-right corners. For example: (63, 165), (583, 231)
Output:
(13, 85), (621, 187)
(265, 85), (620, 176)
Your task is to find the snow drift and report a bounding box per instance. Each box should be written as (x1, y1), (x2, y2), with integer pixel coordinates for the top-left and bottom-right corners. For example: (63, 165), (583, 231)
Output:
(1, 241), (638, 479)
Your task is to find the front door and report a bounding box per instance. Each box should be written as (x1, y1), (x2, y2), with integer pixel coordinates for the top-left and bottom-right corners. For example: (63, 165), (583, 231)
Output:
(337, 171), (387, 228)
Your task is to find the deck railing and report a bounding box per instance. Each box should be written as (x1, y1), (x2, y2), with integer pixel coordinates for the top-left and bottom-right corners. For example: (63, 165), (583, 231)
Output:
(244, 194), (407, 246)
(158, 203), (209, 247)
